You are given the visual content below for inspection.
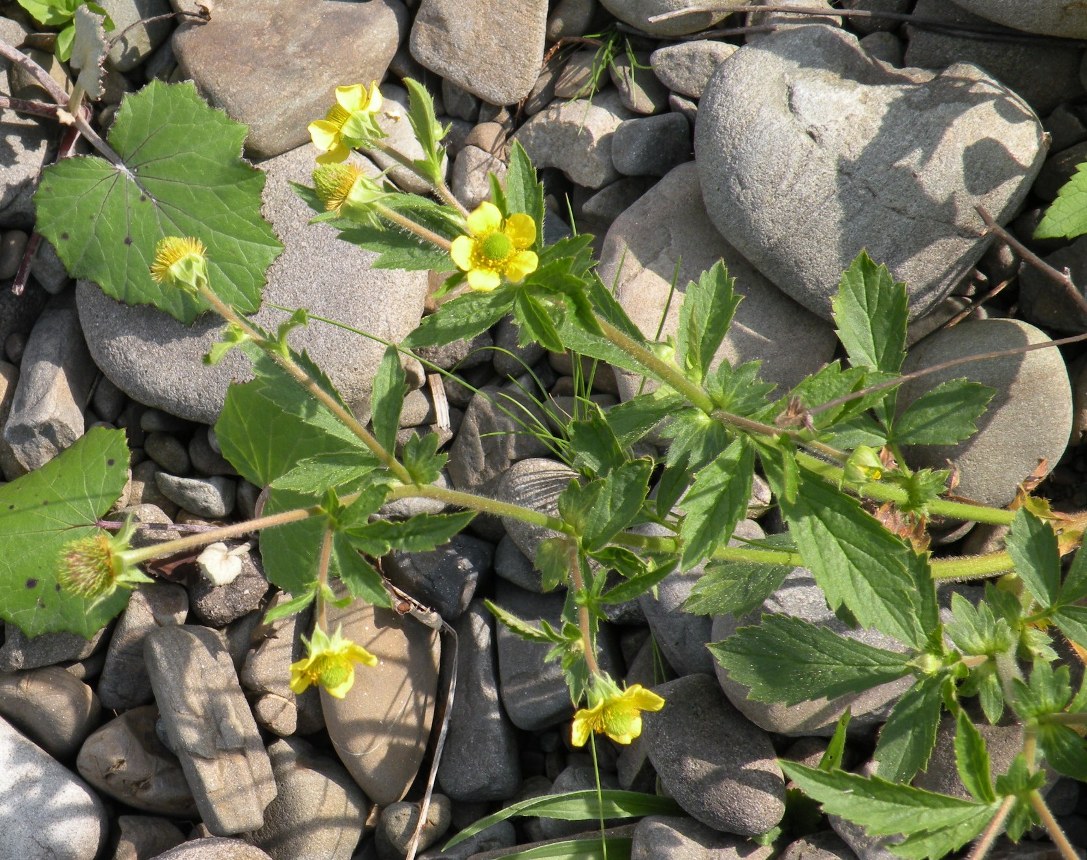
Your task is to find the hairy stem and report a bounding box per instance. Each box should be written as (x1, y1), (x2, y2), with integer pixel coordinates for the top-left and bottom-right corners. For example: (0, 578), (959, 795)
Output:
(1029, 792), (1082, 860)
(568, 542), (600, 676)
(314, 526), (334, 631)
(393, 482), (571, 533)
(369, 138), (469, 217)
(373, 202), (453, 252)
(966, 795), (1016, 860)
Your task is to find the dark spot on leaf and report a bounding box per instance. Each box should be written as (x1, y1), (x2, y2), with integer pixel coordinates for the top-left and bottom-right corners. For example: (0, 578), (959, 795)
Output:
(54, 583), (62, 592)
(25, 578), (37, 589)
(36, 598), (45, 609)
(124, 236), (132, 246)
(7, 504), (13, 510)
(106, 458), (115, 467)
(60, 232), (69, 241)
(41, 500), (48, 505)
(140, 194), (147, 202)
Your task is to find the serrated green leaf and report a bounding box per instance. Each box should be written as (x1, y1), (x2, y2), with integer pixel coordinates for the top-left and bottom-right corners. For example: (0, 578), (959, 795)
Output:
(660, 409), (728, 474)
(36, 81), (281, 324)
(536, 537), (573, 592)
(262, 586), (317, 624)
(567, 408), (627, 476)
(599, 558), (673, 605)
(400, 431), (446, 484)
(17, 0), (75, 27)
(1053, 605), (1087, 653)
(1059, 541), (1087, 605)
(709, 614), (912, 704)
(402, 77), (447, 183)
(514, 290), (565, 353)
(1006, 508), (1061, 608)
(678, 438), (753, 570)
(333, 541), (389, 606)
(1038, 723), (1087, 782)
(780, 763), (995, 857)
(675, 261), (740, 385)
(1011, 661), (1072, 721)
(580, 460), (652, 552)
(505, 141), (546, 239)
(484, 599), (553, 643)
(832, 250), (908, 375)
(978, 670), (1004, 725)
(783, 471), (927, 648)
(704, 360), (777, 417)
(344, 511), (475, 556)
(945, 592), (1016, 656)
(444, 790), (681, 850)
(604, 392), (682, 447)
(269, 453), (377, 493)
(874, 676), (944, 783)
(402, 287), (514, 348)
(335, 221), (453, 271)
(780, 361), (895, 432)
(371, 345), (405, 452)
(891, 379), (993, 446)
(0, 427), (130, 637)
(955, 710), (996, 803)
(1035, 162), (1087, 240)
(684, 557), (794, 618)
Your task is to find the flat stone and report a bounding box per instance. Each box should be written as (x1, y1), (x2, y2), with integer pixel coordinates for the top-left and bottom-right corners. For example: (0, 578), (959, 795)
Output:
(905, 0), (1084, 115)
(410, 0), (547, 105)
(99, 0), (172, 72)
(77, 144), (428, 424)
(1018, 236), (1087, 332)
(0, 666), (99, 760)
(598, 162), (837, 399)
(949, 0), (1087, 39)
(249, 737), (368, 860)
(2, 296), (96, 474)
(650, 40), (738, 99)
(495, 457), (576, 564)
(632, 815), (774, 860)
(144, 625), (276, 834)
(779, 830), (859, 859)
(0, 623), (106, 672)
(385, 533), (493, 621)
(145, 432), (191, 475)
(612, 113), (691, 177)
(322, 599), (440, 806)
(436, 601), (521, 801)
(76, 705), (199, 817)
(113, 815), (185, 860)
(187, 547), (268, 626)
(240, 594), (314, 734)
(514, 92), (633, 189)
(599, 0), (734, 36)
(492, 316), (546, 378)
(0, 715), (108, 860)
(148, 839), (273, 860)
(642, 674), (785, 836)
(493, 534), (545, 592)
(547, 0), (597, 40)
(898, 318), (1072, 507)
(696, 25), (1045, 321)
(609, 51), (670, 114)
(154, 472), (236, 519)
(172, 0), (402, 158)
(377, 794), (453, 857)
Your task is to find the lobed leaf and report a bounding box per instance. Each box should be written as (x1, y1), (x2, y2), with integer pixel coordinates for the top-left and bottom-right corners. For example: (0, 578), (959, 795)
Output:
(873, 675), (944, 783)
(954, 710), (996, 803)
(832, 250), (908, 375)
(674, 261), (740, 385)
(890, 379), (993, 447)
(1006, 508), (1061, 609)
(677, 438), (753, 570)
(371, 345), (405, 453)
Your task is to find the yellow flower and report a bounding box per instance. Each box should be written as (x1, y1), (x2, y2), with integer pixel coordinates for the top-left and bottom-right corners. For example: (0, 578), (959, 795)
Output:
(450, 201), (538, 292)
(290, 625), (378, 699)
(311, 163), (388, 224)
(308, 82), (384, 164)
(149, 236), (208, 293)
(570, 678), (665, 747)
(58, 518), (150, 602)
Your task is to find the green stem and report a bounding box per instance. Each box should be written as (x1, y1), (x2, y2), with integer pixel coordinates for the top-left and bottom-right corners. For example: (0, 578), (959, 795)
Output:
(389, 483), (572, 533)
(1042, 712), (1087, 727)
(930, 552), (1015, 581)
(198, 285), (413, 485)
(369, 138), (469, 217)
(568, 542), (600, 676)
(1029, 791), (1081, 860)
(315, 526), (333, 631)
(122, 505), (321, 565)
(373, 202), (453, 252)
(966, 795), (1016, 860)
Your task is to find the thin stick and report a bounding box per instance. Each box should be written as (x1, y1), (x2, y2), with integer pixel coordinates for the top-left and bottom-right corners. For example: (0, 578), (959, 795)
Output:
(975, 204), (1087, 317)
(0, 94), (61, 120)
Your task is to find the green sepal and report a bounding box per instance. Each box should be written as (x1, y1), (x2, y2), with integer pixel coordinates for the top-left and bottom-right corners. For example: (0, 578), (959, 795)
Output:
(399, 431), (447, 485)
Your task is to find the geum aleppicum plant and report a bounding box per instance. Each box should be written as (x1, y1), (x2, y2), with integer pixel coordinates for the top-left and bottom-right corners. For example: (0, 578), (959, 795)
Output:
(7, 53), (1087, 857)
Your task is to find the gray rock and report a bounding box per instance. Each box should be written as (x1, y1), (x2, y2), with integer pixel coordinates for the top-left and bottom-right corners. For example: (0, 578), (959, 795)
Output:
(0, 666), (99, 759)
(610, 52), (670, 115)
(385, 533), (493, 621)
(144, 625), (275, 834)
(640, 520), (764, 677)
(745, 0), (840, 35)
(77, 144), (428, 424)
(553, 49), (600, 100)
(172, 0), (402, 158)
(859, 31), (903, 66)
(493, 534), (545, 592)
(442, 78), (481, 123)
(98, 0), (172, 72)
(249, 737), (368, 860)
(379, 469), (452, 519)
(0, 623), (106, 672)
(612, 113), (691, 177)
(377, 794), (452, 858)
(905, 0), (1084, 115)
(417, 820), (516, 859)
(148, 839), (273, 860)
(911, 714), (1027, 799)
(547, 0), (598, 40)
(126, 461), (179, 517)
(188, 426), (237, 476)
(446, 386), (553, 493)
(113, 815), (186, 860)
(597, 162), (837, 399)
(1033, 139), (1087, 202)
(145, 431), (192, 475)
(188, 547), (268, 626)
(322, 599), (440, 806)
(1018, 236), (1087, 332)
(841, 0), (911, 35)
(696, 25), (1045, 321)
(898, 318), (1072, 507)
(949, 0), (1087, 39)
(0, 230), (26, 280)
(632, 815), (774, 860)
(452, 145), (507, 210)
(779, 830), (859, 859)
(514, 92), (633, 189)
(578, 177), (657, 230)
(98, 583), (188, 711)
(495, 458), (576, 564)
(0, 715), (108, 860)
(2, 297), (96, 473)
(437, 601), (521, 801)
(651, 41), (738, 99)
(642, 674), (785, 836)
(25, 238), (71, 295)
(366, 84), (449, 195)
(599, 0), (734, 36)
(711, 569), (913, 736)
(539, 766), (621, 839)
(493, 315), (546, 378)
(77, 706), (199, 816)
(155, 472), (236, 519)
(829, 813), (902, 860)
(410, 0), (547, 105)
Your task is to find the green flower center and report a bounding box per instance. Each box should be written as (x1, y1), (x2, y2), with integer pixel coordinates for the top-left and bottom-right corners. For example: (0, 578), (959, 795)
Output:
(60, 535), (118, 598)
(317, 659), (352, 690)
(480, 231), (512, 262)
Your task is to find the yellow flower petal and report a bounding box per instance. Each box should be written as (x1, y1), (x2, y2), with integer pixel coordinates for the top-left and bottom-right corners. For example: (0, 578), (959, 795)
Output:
(450, 235), (475, 272)
(623, 685), (666, 713)
(315, 143), (350, 165)
(504, 250), (538, 283)
(308, 120), (341, 153)
(466, 201), (502, 236)
(344, 642), (379, 667)
(364, 82), (382, 112)
(289, 657), (316, 695)
(505, 213), (536, 249)
(571, 705), (601, 747)
(335, 83), (368, 113)
(466, 267), (501, 292)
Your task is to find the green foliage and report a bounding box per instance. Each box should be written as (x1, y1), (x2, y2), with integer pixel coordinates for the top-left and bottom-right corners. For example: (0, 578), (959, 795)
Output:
(1035, 162), (1087, 239)
(17, 0), (113, 61)
(35, 81), (282, 324)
